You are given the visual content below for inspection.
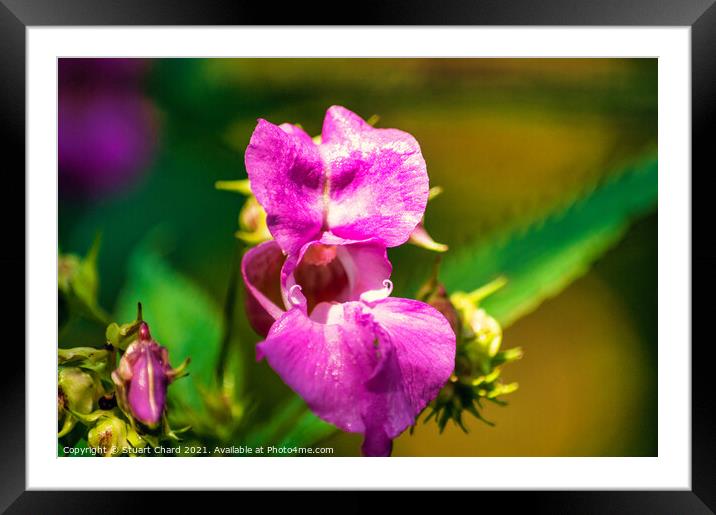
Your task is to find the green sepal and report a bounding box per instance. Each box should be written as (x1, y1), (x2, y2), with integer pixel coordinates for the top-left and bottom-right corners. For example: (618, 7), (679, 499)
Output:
(58, 347), (111, 374)
(214, 179), (252, 195)
(57, 415), (77, 438)
(105, 303), (144, 351)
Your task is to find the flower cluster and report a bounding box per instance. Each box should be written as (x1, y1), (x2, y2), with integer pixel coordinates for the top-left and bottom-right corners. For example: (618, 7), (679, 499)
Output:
(239, 106), (457, 456)
(58, 302), (188, 456)
(417, 272), (522, 432)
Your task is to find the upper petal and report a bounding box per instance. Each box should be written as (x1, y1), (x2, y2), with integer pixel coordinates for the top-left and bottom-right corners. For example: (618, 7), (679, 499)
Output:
(245, 119), (325, 254)
(320, 106), (429, 247)
(278, 122), (315, 146)
(241, 240), (287, 337)
(257, 301), (379, 433)
(368, 297), (456, 439)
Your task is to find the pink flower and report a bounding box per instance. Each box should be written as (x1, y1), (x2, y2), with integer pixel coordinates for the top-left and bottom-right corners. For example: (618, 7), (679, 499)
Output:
(245, 105), (430, 256)
(242, 107), (456, 455)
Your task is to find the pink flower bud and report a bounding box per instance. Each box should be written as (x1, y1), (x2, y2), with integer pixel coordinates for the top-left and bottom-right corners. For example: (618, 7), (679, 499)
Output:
(112, 322), (179, 428)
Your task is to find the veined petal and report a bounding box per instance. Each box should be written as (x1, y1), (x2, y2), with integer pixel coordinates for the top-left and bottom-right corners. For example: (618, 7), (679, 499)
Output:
(259, 295), (456, 456)
(368, 298), (456, 439)
(258, 302), (379, 433)
(241, 240), (287, 337)
(320, 106), (429, 247)
(245, 119), (325, 254)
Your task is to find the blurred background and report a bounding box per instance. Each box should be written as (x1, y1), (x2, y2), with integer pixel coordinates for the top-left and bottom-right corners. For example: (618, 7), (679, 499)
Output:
(58, 58), (657, 457)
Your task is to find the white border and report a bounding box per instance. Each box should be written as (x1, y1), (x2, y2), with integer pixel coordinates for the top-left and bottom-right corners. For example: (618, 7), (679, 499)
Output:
(28, 27), (691, 490)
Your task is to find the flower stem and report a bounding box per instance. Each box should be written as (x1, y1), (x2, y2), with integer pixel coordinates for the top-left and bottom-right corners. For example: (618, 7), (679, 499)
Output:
(216, 240), (242, 385)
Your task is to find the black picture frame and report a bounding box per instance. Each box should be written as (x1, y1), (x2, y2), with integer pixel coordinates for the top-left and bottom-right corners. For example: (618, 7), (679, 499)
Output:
(2, 1), (711, 512)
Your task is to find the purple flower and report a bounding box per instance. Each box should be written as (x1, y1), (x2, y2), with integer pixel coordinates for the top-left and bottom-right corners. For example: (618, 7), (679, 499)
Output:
(58, 59), (158, 198)
(242, 107), (456, 456)
(244, 105), (430, 256)
(112, 322), (178, 428)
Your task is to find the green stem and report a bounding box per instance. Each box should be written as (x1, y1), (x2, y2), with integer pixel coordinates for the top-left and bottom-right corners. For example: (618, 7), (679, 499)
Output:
(216, 240), (242, 384)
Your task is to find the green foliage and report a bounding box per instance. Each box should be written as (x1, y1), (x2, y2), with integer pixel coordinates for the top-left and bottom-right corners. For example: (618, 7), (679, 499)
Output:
(440, 156), (658, 327)
(277, 411), (335, 449)
(245, 396), (334, 452)
(58, 235), (109, 328)
(115, 242), (224, 418)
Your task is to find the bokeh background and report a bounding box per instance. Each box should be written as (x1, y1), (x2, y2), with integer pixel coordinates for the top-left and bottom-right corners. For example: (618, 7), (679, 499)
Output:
(58, 58), (657, 457)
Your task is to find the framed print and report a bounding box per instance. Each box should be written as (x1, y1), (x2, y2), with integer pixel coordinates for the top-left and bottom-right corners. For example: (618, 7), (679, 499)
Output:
(1, 0), (712, 512)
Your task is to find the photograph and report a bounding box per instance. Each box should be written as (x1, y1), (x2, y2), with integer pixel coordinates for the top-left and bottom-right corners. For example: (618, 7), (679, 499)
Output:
(56, 57), (658, 458)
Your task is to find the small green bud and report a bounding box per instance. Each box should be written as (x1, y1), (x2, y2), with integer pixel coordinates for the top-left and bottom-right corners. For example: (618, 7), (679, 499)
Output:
(87, 415), (143, 456)
(420, 275), (522, 433)
(58, 367), (103, 415)
(215, 178), (272, 245)
(58, 366), (104, 437)
(235, 196), (272, 245)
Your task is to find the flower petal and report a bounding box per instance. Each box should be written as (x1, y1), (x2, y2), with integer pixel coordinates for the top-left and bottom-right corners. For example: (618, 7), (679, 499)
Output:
(335, 238), (392, 299)
(125, 342), (169, 427)
(241, 240), (287, 337)
(258, 295), (455, 456)
(245, 119), (325, 254)
(278, 122), (315, 146)
(360, 340), (412, 456)
(257, 302), (379, 433)
(368, 297), (456, 439)
(320, 106), (429, 247)
(360, 423), (393, 457)
(281, 235), (392, 313)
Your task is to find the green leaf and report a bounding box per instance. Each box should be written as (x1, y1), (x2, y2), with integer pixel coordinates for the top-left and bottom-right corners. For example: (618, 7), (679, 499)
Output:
(277, 410), (335, 449)
(244, 396), (306, 448)
(115, 242), (223, 416)
(440, 156), (657, 327)
(245, 395), (337, 450)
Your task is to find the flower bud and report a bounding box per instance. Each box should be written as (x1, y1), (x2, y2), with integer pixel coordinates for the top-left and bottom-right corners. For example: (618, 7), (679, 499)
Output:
(88, 415), (130, 456)
(423, 277), (522, 433)
(58, 366), (103, 416)
(58, 366), (104, 437)
(415, 261), (460, 335)
(111, 321), (187, 429)
(236, 196), (272, 245)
